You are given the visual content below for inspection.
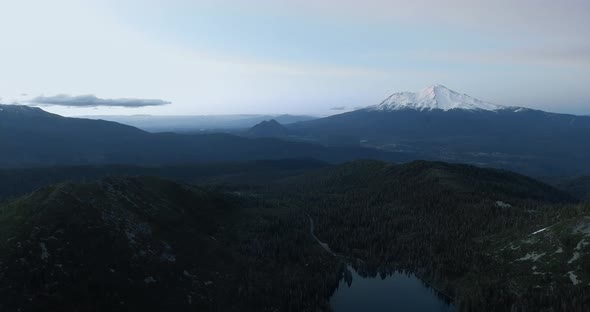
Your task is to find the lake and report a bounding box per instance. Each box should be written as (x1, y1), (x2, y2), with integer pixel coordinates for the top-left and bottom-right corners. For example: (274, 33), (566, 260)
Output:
(330, 266), (455, 312)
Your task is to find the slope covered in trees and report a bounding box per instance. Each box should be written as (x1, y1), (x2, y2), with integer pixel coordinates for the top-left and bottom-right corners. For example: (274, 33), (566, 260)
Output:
(287, 107), (590, 176)
(551, 176), (590, 201)
(0, 104), (402, 168)
(0, 159), (328, 201)
(0, 160), (588, 311)
(0, 176), (340, 311)
(270, 160), (587, 310)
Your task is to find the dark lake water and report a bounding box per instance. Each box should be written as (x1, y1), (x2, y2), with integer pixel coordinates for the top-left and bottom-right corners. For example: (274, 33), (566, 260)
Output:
(330, 266), (455, 312)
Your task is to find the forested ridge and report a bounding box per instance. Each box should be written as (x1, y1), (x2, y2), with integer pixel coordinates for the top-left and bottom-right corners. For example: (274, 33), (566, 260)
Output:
(0, 176), (344, 311)
(0, 160), (588, 311)
(266, 160), (589, 310)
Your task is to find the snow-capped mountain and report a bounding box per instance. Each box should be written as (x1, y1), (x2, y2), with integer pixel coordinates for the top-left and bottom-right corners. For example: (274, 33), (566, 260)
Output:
(367, 85), (505, 112)
(288, 86), (590, 176)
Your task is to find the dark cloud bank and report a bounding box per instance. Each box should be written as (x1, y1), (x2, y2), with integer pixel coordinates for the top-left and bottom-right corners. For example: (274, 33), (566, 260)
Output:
(31, 94), (171, 107)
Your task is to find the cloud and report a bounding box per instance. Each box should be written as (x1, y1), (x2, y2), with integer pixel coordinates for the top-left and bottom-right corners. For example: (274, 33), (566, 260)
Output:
(30, 94), (171, 107)
(330, 106), (346, 111)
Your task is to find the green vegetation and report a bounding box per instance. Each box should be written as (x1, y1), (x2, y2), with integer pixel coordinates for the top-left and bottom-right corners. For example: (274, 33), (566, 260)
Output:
(263, 160), (588, 309)
(550, 175), (590, 201)
(0, 176), (340, 311)
(0, 159), (589, 311)
(0, 159), (328, 201)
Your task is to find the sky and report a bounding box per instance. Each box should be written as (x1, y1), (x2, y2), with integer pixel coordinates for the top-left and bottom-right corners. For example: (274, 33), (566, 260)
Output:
(0, 0), (589, 116)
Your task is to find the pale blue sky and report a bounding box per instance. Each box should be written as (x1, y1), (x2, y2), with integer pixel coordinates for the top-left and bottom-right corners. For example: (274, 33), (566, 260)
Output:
(0, 0), (589, 115)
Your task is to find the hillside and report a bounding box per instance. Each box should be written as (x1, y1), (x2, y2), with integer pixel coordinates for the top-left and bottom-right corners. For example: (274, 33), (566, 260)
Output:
(0, 104), (402, 168)
(490, 215), (590, 296)
(0, 176), (234, 310)
(0, 159), (328, 201)
(271, 160), (584, 310)
(79, 114), (316, 132)
(282, 160), (575, 203)
(247, 119), (289, 138)
(0, 176), (340, 311)
(0, 161), (587, 311)
(553, 176), (590, 201)
(5, 100), (589, 177)
(287, 86), (590, 176)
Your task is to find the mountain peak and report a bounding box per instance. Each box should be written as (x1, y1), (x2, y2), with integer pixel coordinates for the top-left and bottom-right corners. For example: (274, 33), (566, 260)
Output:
(423, 84), (449, 92)
(0, 104), (56, 117)
(367, 85), (504, 112)
(247, 119), (289, 138)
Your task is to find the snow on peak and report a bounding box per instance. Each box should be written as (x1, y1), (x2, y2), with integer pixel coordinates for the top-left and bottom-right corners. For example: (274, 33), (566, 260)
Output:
(367, 85), (504, 112)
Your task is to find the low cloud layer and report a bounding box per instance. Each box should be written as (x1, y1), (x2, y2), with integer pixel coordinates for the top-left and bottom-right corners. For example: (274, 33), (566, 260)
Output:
(330, 106), (346, 111)
(31, 94), (171, 107)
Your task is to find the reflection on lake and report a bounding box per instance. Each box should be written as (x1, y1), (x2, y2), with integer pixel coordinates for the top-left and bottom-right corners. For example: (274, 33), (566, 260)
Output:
(330, 266), (455, 312)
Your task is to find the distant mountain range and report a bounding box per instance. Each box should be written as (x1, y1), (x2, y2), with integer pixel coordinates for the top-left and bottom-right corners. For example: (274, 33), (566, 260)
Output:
(287, 85), (590, 176)
(0, 104), (401, 168)
(78, 114), (316, 133)
(3, 84), (590, 176)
